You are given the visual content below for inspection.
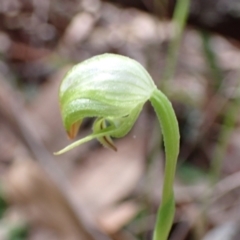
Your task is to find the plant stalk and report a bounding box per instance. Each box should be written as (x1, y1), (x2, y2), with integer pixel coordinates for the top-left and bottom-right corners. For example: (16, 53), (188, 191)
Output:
(150, 89), (180, 240)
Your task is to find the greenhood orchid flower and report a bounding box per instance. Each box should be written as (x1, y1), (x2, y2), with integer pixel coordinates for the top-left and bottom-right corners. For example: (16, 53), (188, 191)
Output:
(55, 53), (180, 240)
(56, 54), (157, 153)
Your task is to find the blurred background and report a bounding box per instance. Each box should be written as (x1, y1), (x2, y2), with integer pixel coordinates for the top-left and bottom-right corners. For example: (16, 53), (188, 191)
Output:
(1, 0), (240, 239)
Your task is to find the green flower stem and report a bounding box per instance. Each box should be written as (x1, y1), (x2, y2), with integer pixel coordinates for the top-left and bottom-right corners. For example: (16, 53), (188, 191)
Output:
(150, 89), (180, 240)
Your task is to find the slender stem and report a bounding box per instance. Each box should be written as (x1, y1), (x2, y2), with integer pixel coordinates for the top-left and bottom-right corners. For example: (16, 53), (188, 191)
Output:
(162, 0), (190, 87)
(201, 31), (224, 90)
(211, 96), (240, 183)
(150, 89), (180, 240)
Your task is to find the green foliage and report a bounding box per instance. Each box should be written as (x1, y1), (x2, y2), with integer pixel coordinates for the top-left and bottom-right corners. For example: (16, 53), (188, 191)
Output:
(0, 195), (8, 219)
(55, 53), (180, 240)
(0, 185), (8, 225)
(8, 224), (29, 240)
(178, 163), (209, 184)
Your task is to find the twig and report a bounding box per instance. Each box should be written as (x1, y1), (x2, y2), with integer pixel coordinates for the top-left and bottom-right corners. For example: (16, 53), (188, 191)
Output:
(0, 76), (112, 240)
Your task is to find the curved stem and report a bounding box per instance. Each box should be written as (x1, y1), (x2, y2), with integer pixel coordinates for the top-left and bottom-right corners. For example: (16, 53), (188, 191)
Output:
(150, 89), (180, 240)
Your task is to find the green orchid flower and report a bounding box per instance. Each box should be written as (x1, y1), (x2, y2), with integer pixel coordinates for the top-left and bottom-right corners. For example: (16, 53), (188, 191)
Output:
(55, 53), (180, 240)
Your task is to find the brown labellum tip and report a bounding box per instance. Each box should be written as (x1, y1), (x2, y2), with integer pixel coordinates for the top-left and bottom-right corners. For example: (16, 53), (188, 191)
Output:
(67, 120), (82, 139)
